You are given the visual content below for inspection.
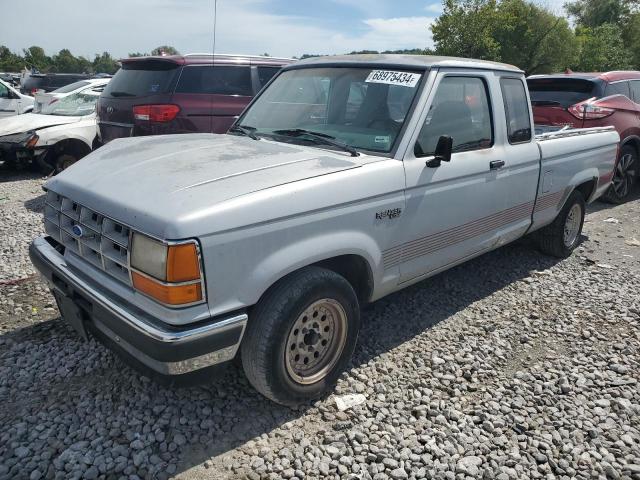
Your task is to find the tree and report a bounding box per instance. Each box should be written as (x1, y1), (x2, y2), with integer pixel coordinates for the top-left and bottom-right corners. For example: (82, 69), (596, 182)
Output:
(495, 0), (577, 75)
(23, 46), (50, 72)
(150, 45), (179, 56)
(573, 23), (633, 71)
(92, 52), (119, 74)
(564, 0), (638, 28)
(431, 0), (576, 74)
(431, 0), (502, 61)
(0, 45), (24, 72)
(128, 52), (148, 58)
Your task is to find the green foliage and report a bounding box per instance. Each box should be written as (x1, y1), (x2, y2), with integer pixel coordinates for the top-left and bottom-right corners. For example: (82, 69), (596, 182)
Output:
(150, 45), (179, 56)
(92, 52), (119, 74)
(0, 45), (24, 72)
(564, 0), (638, 28)
(432, 0), (577, 74)
(431, 0), (502, 61)
(573, 23), (633, 71)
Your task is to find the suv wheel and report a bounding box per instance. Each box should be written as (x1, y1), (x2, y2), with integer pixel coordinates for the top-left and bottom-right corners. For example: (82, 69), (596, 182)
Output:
(602, 145), (637, 204)
(537, 190), (585, 258)
(241, 266), (360, 406)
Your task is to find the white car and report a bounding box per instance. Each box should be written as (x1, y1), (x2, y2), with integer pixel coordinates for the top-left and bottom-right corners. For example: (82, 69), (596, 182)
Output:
(0, 79), (108, 173)
(33, 79), (108, 114)
(0, 78), (34, 117)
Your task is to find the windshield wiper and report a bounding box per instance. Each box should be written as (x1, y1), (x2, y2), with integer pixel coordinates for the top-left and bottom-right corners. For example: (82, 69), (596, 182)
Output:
(229, 124), (260, 140)
(271, 128), (358, 157)
(108, 91), (135, 97)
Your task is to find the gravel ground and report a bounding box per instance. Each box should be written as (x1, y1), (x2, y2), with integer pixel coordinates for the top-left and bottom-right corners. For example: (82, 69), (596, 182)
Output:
(0, 172), (639, 480)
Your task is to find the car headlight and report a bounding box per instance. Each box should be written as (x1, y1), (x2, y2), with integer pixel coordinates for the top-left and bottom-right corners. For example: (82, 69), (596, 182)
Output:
(130, 233), (204, 306)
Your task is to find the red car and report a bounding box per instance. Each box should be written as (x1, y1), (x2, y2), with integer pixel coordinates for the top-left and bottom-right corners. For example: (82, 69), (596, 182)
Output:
(97, 54), (293, 144)
(527, 71), (640, 203)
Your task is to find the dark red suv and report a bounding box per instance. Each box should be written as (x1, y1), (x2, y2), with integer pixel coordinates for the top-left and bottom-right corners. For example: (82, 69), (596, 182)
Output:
(97, 54), (292, 143)
(527, 71), (640, 203)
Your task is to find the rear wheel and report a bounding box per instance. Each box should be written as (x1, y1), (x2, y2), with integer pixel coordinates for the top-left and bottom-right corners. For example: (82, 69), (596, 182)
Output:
(602, 145), (637, 204)
(537, 190), (585, 258)
(241, 266), (360, 406)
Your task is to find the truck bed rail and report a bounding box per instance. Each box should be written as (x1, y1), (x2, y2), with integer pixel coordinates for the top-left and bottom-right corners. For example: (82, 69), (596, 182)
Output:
(535, 125), (616, 142)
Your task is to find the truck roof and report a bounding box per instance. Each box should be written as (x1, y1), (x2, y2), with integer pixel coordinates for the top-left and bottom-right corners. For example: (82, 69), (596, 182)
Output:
(286, 54), (522, 73)
(120, 54), (294, 67)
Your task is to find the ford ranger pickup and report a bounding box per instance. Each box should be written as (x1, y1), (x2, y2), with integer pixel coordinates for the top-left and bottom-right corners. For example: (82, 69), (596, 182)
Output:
(29, 55), (619, 406)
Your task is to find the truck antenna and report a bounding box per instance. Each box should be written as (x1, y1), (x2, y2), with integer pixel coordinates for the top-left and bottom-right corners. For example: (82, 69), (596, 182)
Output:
(210, 0), (218, 130)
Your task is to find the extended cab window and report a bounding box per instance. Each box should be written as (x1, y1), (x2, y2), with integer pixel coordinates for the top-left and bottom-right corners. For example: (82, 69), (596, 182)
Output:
(0, 82), (8, 98)
(500, 78), (532, 144)
(176, 66), (253, 96)
(416, 76), (493, 156)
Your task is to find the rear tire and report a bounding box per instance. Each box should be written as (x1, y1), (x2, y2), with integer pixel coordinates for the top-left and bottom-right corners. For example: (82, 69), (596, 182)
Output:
(56, 154), (78, 173)
(241, 266), (360, 407)
(601, 145), (637, 204)
(537, 190), (585, 258)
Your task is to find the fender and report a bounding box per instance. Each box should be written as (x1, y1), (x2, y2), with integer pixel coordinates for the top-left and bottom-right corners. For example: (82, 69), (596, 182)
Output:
(566, 168), (599, 202)
(236, 230), (381, 309)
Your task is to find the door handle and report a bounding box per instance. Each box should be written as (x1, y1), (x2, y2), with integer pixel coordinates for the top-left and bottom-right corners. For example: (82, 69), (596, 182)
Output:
(490, 160), (505, 170)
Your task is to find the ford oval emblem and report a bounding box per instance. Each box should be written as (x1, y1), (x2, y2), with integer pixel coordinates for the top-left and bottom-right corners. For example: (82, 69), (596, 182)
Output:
(72, 225), (84, 237)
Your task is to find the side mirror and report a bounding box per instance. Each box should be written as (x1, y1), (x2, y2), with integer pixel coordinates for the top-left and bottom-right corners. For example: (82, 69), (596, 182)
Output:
(426, 135), (453, 168)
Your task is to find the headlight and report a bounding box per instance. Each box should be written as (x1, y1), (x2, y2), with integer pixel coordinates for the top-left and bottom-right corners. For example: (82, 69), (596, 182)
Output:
(130, 233), (203, 306)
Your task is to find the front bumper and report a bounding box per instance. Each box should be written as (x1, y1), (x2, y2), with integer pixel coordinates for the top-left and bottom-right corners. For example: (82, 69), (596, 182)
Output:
(29, 235), (247, 377)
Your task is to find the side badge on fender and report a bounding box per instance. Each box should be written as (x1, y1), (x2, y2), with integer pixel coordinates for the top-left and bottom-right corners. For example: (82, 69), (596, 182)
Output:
(375, 208), (402, 220)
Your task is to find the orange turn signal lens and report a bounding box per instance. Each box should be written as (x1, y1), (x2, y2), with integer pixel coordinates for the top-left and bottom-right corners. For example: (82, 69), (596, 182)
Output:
(25, 134), (39, 148)
(132, 272), (202, 306)
(167, 243), (201, 282)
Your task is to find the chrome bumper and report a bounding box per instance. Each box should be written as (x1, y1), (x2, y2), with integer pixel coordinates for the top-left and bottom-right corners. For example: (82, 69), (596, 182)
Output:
(29, 235), (247, 376)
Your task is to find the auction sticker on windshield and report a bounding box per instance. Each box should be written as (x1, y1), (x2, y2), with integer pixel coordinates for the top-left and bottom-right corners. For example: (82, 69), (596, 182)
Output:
(366, 70), (421, 88)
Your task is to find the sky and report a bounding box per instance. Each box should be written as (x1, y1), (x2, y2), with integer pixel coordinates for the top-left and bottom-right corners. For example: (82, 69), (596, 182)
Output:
(3, 0), (567, 60)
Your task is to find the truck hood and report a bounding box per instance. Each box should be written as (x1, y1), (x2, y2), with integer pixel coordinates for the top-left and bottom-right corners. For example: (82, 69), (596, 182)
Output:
(0, 113), (82, 136)
(46, 133), (378, 238)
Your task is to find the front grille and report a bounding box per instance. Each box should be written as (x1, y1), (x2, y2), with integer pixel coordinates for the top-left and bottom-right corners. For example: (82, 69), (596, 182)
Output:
(44, 190), (132, 285)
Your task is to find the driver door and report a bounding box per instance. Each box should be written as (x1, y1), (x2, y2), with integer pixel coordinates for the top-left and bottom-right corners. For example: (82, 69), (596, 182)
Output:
(0, 82), (18, 117)
(397, 70), (509, 283)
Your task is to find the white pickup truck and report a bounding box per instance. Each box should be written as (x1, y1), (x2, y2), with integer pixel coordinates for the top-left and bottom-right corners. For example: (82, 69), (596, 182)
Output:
(30, 55), (618, 405)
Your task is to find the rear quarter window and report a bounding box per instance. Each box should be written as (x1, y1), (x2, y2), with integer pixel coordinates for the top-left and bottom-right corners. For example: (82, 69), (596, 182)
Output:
(257, 66), (281, 88)
(605, 81), (630, 98)
(527, 78), (598, 108)
(103, 61), (180, 97)
(176, 65), (253, 96)
(501, 78), (532, 143)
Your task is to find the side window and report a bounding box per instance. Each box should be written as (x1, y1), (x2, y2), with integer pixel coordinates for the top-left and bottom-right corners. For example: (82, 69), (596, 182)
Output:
(257, 66), (281, 88)
(605, 81), (630, 98)
(630, 81), (640, 104)
(176, 66), (253, 96)
(415, 76), (493, 156)
(0, 82), (8, 98)
(500, 78), (532, 144)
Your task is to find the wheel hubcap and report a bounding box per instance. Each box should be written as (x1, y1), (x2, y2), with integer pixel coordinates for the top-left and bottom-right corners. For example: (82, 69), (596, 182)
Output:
(285, 299), (348, 385)
(563, 203), (582, 247)
(612, 153), (636, 198)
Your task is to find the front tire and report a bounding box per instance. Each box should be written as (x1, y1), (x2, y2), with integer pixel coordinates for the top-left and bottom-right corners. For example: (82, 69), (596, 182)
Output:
(537, 190), (585, 258)
(602, 145), (637, 204)
(241, 266), (360, 407)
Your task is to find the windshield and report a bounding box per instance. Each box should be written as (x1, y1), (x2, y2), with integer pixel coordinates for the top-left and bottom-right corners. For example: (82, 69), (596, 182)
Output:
(103, 60), (180, 97)
(52, 80), (90, 94)
(527, 78), (598, 108)
(237, 67), (423, 153)
(41, 86), (101, 116)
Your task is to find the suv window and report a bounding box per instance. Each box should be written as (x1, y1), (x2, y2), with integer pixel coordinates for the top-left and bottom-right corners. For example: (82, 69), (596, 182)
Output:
(630, 81), (640, 104)
(103, 60), (180, 97)
(0, 81), (8, 98)
(416, 76), (493, 156)
(257, 66), (281, 88)
(176, 66), (253, 96)
(500, 78), (531, 144)
(527, 78), (597, 108)
(605, 81), (630, 98)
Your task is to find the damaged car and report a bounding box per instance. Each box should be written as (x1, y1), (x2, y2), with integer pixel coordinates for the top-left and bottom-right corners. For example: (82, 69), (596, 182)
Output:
(0, 79), (108, 174)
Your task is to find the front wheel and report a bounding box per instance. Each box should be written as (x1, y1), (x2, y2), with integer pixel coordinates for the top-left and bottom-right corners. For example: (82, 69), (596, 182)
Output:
(602, 145), (637, 204)
(241, 266), (360, 406)
(537, 190), (585, 258)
